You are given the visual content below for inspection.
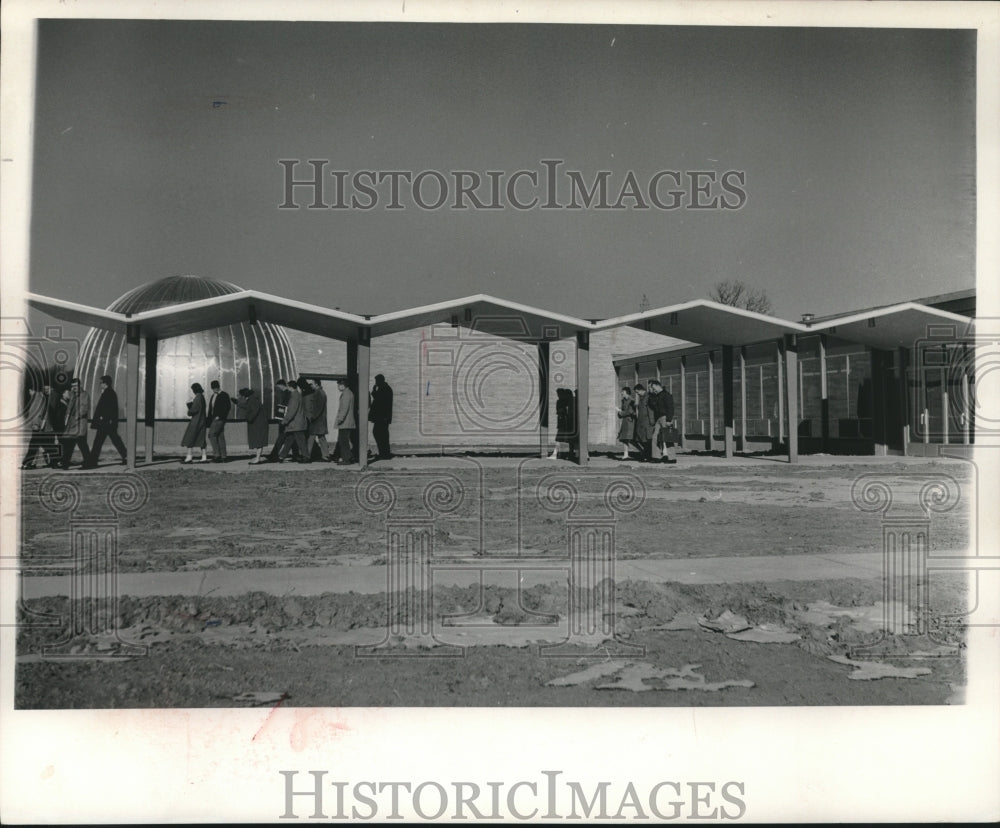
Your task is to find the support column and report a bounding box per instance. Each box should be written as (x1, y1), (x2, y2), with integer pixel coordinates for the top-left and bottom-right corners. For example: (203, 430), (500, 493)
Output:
(575, 331), (589, 465)
(346, 338), (358, 381)
(143, 337), (157, 464)
(961, 346), (971, 445)
(776, 341), (785, 445)
(819, 335), (829, 452)
(706, 350), (715, 451)
(759, 364), (766, 436)
(679, 355), (687, 450)
(871, 349), (889, 455)
(722, 344), (735, 458)
(125, 324), (140, 470)
(538, 340), (550, 458)
(739, 346), (747, 451)
(356, 327), (370, 469)
(920, 347), (929, 445)
(940, 353), (949, 445)
(898, 347), (911, 453)
(784, 334), (799, 463)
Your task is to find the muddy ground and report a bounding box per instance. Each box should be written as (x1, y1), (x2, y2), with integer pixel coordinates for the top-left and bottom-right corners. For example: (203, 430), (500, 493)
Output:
(15, 456), (972, 707)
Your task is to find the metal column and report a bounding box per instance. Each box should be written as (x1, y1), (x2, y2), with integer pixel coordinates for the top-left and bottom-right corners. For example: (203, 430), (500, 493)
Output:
(538, 340), (550, 458)
(575, 331), (590, 464)
(143, 337), (157, 464)
(784, 334), (799, 463)
(722, 344), (735, 458)
(125, 323), (140, 470)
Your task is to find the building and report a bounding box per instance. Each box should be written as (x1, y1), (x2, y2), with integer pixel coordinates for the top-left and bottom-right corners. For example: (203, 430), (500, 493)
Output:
(76, 275), (297, 422)
(26, 284), (977, 466)
(611, 289), (976, 457)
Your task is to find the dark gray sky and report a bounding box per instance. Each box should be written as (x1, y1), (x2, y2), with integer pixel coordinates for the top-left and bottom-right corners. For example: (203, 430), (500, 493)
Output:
(30, 21), (975, 319)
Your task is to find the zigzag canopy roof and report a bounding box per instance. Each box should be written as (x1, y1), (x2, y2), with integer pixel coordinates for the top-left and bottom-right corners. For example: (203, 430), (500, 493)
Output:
(26, 289), (975, 349)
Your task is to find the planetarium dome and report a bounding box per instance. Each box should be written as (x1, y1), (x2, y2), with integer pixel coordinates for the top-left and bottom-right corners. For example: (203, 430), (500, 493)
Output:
(75, 275), (297, 419)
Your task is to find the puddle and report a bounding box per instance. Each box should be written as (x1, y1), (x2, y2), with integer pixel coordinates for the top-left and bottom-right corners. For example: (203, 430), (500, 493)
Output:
(548, 661), (754, 692)
(794, 602), (886, 634)
(828, 655), (932, 680)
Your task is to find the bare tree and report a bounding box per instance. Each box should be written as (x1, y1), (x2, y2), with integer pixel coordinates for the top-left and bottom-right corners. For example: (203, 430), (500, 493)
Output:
(710, 279), (772, 315)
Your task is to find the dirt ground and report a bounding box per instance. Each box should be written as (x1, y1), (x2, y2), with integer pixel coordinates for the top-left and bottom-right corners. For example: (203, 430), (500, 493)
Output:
(14, 455), (972, 707)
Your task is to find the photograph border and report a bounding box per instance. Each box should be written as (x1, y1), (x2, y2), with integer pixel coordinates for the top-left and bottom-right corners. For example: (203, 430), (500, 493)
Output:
(2, 0), (998, 822)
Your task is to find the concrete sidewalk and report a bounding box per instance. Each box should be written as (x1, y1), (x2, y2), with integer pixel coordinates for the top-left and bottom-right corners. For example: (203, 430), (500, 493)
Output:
(33, 450), (974, 474)
(20, 550), (886, 599)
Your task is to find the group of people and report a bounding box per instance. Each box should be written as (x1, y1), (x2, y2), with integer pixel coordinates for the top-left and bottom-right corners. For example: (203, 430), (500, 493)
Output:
(615, 379), (678, 463)
(179, 373), (394, 465)
(20, 375), (129, 470)
(22, 370), (677, 469)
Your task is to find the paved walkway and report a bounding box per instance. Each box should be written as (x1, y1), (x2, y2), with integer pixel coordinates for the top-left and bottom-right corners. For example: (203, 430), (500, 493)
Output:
(36, 451), (973, 475)
(20, 550), (886, 599)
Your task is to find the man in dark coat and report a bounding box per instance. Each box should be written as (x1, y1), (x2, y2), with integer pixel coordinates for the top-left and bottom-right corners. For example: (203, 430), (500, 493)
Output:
(20, 384), (59, 469)
(369, 374), (393, 460)
(60, 378), (91, 469)
(304, 378), (330, 461)
(206, 379), (231, 462)
(84, 375), (128, 468)
(647, 379), (677, 464)
(632, 383), (655, 461)
(278, 380), (309, 462)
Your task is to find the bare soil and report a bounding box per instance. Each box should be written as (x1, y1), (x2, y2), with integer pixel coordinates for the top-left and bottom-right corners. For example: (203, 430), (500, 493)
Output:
(15, 457), (971, 707)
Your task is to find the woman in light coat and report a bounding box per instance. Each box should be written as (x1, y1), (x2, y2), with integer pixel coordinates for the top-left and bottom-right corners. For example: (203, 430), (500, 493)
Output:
(181, 383), (208, 464)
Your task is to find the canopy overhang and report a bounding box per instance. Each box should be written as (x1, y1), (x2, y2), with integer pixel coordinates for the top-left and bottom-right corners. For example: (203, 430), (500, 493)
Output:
(27, 290), (976, 352)
(593, 300), (807, 345)
(28, 290), (370, 341)
(27, 293), (129, 334)
(807, 303), (976, 350)
(367, 294), (595, 340)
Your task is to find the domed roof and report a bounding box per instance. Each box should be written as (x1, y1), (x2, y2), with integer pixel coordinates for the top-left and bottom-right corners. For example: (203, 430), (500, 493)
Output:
(76, 275), (297, 421)
(107, 274), (243, 313)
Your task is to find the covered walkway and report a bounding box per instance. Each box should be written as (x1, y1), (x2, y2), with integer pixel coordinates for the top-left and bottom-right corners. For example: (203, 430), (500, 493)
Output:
(25, 289), (975, 467)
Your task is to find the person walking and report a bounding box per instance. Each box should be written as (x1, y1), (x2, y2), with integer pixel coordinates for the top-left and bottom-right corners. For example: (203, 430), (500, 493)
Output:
(647, 379), (677, 464)
(85, 375), (128, 468)
(235, 387), (268, 464)
(266, 379), (292, 461)
(616, 386), (636, 460)
(333, 379), (356, 465)
(59, 378), (91, 469)
(550, 387), (577, 461)
(304, 378), (330, 461)
(278, 379), (309, 462)
(181, 383), (208, 464)
(369, 374), (393, 460)
(20, 384), (59, 469)
(632, 383), (655, 461)
(206, 379), (231, 462)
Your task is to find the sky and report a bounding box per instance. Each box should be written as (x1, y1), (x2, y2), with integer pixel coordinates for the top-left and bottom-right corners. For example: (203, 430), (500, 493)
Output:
(29, 20), (976, 321)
